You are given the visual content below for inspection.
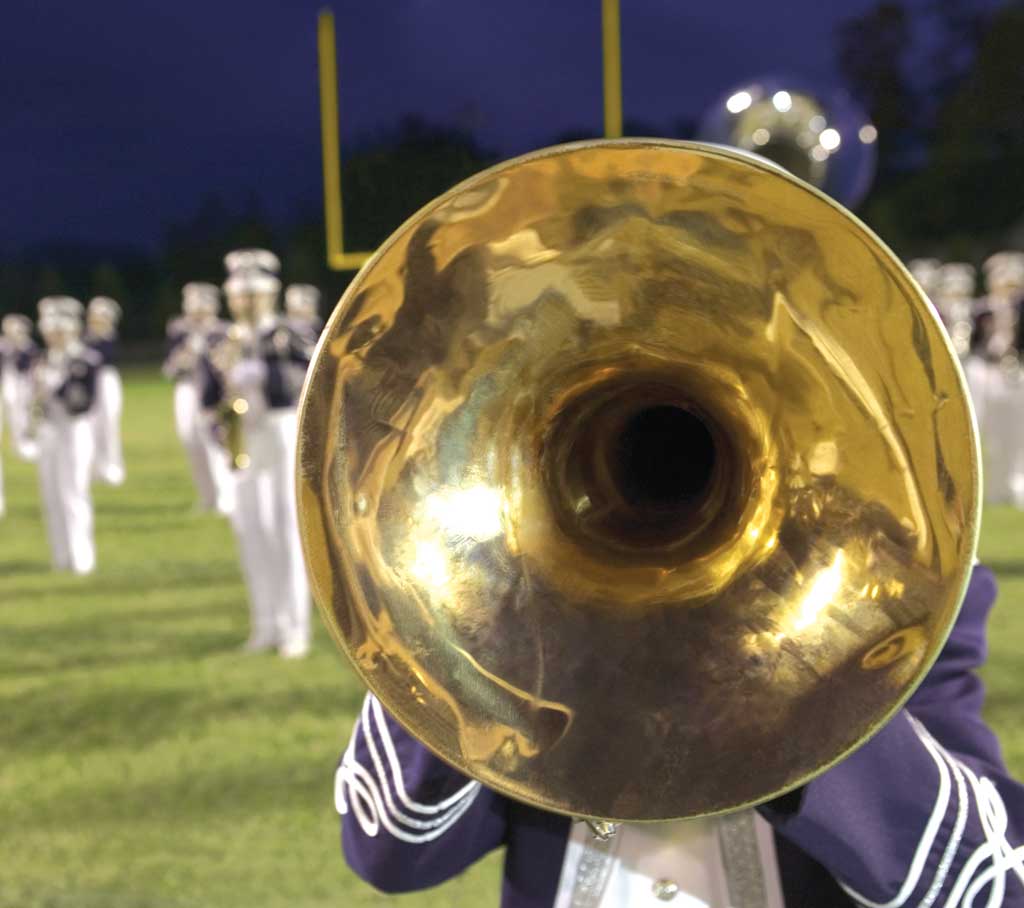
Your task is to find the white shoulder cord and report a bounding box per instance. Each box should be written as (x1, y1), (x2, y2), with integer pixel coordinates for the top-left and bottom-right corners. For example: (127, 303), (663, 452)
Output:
(367, 695), (479, 814)
(944, 760), (1024, 908)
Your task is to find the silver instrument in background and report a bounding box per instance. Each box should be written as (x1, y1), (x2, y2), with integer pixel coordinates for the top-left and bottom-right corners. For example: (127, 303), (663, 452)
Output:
(697, 77), (878, 209)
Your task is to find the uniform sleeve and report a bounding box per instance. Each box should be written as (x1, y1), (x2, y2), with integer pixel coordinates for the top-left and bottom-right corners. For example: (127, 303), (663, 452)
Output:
(760, 566), (1024, 907)
(93, 338), (118, 367)
(262, 325), (314, 409)
(16, 346), (37, 374)
(336, 692), (509, 893)
(162, 324), (187, 379)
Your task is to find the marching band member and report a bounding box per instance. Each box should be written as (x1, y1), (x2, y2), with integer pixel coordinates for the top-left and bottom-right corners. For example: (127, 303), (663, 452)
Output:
(163, 282), (234, 515)
(201, 249), (313, 658)
(1, 313), (39, 463)
(977, 252), (1024, 507)
(84, 296), (126, 486)
(908, 258), (942, 308)
(979, 253), (1024, 365)
(0, 314), (38, 515)
(284, 283), (324, 342)
(29, 297), (101, 574)
(335, 564), (1024, 907)
(930, 261), (976, 362)
(936, 263), (983, 409)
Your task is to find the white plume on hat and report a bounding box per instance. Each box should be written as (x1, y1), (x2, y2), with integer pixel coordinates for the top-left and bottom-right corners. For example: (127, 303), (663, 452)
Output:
(224, 248), (281, 275)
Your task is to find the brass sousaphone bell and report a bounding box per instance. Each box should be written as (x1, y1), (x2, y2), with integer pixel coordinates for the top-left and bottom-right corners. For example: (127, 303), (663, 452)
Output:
(296, 140), (980, 822)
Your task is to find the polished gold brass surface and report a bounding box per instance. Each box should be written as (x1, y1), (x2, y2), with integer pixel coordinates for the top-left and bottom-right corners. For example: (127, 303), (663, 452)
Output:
(296, 140), (980, 821)
(218, 396), (250, 471)
(209, 325), (251, 471)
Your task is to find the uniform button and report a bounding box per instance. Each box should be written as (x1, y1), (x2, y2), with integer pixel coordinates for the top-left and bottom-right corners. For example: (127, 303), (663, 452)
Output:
(652, 878), (679, 901)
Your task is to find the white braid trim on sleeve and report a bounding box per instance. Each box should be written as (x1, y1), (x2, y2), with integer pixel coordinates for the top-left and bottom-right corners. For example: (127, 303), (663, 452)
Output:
(334, 695), (481, 843)
(841, 715), (1024, 908)
(840, 714), (954, 908)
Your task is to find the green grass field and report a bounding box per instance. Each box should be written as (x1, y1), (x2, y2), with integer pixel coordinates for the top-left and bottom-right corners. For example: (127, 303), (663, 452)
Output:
(1, 369), (1022, 907)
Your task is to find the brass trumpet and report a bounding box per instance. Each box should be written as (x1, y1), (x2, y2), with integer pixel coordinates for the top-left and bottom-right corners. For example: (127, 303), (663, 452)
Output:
(216, 395), (250, 471)
(209, 324), (251, 471)
(296, 140), (979, 822)
(21, 365), (48, 450)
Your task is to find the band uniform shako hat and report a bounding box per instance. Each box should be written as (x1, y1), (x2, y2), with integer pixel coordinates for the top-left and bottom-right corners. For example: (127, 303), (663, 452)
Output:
(223, 267), (281, 297)
(38, 295), (84, 320)
(224, 248), (281, 275)
(38, 296), (84, 333)
(284, 284), (321, 316)
(223, 248), (281, 296)
(182, 281), (221, 315)
(87, 296), (123, 324)
(982, 251), (1024, 291)
(1, 313), (32, 334)
(937, 263), (976, 299)
(38, 296), (66, 320)
(907, 258), (942, 297)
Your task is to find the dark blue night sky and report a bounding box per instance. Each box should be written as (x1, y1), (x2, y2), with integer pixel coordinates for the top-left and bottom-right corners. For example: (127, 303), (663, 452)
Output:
(0, 0), (1000, 254)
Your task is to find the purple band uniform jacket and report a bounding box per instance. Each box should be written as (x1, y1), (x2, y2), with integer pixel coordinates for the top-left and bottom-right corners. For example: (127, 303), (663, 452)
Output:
(338, 566), (1024, 907)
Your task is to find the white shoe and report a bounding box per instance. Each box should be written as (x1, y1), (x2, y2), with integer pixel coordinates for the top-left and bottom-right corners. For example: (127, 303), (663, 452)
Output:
(278, 640), (310, 660)
(96, 464), (126, 486)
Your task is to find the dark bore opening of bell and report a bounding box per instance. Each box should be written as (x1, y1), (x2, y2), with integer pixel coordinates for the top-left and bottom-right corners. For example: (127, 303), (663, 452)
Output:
(545, 375), (747, 557)
(615, 406), (716, 511)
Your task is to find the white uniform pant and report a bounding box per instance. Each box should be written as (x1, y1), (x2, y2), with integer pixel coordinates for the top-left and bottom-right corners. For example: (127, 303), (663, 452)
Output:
(174, 380), (235, 514)
(229, 409), (310, 649)
(3, 370), (33, 461)
(37, 415), (96, 574)
(0, 386), (5, 517)
(1, 368), (32, 516)
(93, 366), (125, 485)
(965, 358), (1024, 506)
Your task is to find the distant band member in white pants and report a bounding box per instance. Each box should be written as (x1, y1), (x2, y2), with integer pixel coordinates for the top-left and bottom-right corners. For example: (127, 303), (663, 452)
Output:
(30, 297), (101, 574)
(202, 249), (313, 658)
(0, 314), (38, 516)
(84, 296), (126, 486)
(977, 251), (1024, 506)
(1, 315), (39, 505)
(164, 282), (235, 515)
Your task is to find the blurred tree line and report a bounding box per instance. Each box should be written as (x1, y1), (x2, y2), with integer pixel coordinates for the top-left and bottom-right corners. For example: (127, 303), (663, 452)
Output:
(1, 0), (1020, 351)
(0, 116), (497, 351)
(839, 0), (1024, 261)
